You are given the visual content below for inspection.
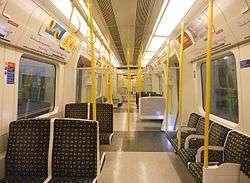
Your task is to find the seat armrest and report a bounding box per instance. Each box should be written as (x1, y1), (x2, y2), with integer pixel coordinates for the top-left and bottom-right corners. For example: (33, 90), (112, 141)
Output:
(0, 152), (6, 178)
(184, 135), (204, 149)
(181, 127), (196, 132)
(196, 146), (224, 162)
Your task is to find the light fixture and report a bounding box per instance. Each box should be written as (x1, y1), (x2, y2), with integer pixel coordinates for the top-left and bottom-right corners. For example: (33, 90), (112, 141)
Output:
(147, 36), (166, 52)
(144, 52), (155, 60)
(155, 0), (197, 36)
(49, 0), (73, 19)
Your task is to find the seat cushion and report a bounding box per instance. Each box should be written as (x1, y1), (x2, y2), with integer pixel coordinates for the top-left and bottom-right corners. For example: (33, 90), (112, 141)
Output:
(166, 131), (177, 140)
(178, 148), (197, 165)
(188, 162), (203, 183)
(48, 178), (94, 183)
(0, 176), (46, 183)
(100, 133), (112, 145)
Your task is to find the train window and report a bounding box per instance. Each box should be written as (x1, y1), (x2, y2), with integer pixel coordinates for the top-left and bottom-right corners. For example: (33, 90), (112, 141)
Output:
(201, 54), (238, 123)
(18, 57), (56, 119)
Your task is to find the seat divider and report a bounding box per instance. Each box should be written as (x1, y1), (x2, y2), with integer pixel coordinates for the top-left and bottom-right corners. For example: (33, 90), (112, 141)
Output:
(43, 118), (55, 183)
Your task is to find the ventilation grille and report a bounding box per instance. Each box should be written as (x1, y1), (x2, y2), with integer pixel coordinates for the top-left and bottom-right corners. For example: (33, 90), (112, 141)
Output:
(96, 0), (126, 64)
(133, 0), (156, 64)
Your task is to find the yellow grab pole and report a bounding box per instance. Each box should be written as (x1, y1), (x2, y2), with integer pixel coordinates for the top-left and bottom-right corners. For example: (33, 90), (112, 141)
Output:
(164, 41), (170, 130)
(136, 53), (142, 98)
(108, 51), (113, 104)
(88, 0), (96, 120)
(127, 48), (131, 132)
(177, 22), (184, 150)
(204, 0), (214, 168)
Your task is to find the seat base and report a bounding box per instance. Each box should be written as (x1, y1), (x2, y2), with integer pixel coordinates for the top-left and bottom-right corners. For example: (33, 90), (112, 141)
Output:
(48, 177), (95, 183)
(100, 133), (113, 145)
(0, 176), (46, 183)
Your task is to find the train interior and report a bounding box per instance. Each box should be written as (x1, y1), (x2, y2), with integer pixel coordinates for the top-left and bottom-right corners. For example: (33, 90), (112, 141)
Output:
(0, 0), (249, 183)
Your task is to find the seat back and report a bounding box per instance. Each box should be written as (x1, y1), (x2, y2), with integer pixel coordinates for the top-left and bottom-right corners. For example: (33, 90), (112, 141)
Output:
(195, 117), (212, 135)
(187, 113), (201, 128)
(5, 119), (50, 177)
(224, 131), (250, 177)
(64, 103), (88, 119)
(90, 103), (113, 134)
(208, 123), (230, 146)
(52, 119), (98, 179)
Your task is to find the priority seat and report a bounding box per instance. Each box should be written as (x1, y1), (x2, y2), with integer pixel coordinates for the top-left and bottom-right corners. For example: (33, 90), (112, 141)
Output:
(65, 103), (89, 119)
(48, 119), (98, 183)
(0, 119), (50, 183)
(166, 113), (201, 144)
(188, 131), (250, 183)
(178, 122), (230, 166)
(90, 103), (113, 145)
(171, 117), (206, 151)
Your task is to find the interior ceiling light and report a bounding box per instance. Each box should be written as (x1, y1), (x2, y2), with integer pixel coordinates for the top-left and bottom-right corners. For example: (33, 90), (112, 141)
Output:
(147, 36), (166, 52)
(144, 52), (155, 60)
(155, 0), (197, 36)
(50, 0), (73, 19)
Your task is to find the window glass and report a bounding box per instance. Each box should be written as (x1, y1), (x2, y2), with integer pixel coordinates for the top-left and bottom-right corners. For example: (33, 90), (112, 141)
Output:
(18, 57), (56, 118)
(201, 54), (238, 123)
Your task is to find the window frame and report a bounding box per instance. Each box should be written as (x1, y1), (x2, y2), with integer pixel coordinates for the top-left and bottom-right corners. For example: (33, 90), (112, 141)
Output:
(17, 55), (57, 119)
(200, 52), (239, 123)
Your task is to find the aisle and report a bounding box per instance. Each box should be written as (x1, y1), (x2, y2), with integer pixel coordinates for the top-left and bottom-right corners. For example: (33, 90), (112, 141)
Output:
(99, 101), (194, 183)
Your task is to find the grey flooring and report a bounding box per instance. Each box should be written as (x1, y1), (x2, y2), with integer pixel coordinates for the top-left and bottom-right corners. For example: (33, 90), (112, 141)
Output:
(99, 101), (195, 183)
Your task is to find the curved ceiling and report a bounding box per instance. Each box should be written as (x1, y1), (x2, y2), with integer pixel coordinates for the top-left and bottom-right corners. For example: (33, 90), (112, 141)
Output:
(93, 0), (164, 66)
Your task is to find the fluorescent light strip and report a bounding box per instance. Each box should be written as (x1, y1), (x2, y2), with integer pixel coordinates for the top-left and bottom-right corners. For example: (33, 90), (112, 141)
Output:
(155, 0), (197, 36)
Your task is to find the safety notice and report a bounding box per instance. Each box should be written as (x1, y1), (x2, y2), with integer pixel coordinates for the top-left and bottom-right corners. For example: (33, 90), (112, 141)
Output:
(5, 62), (15, 84)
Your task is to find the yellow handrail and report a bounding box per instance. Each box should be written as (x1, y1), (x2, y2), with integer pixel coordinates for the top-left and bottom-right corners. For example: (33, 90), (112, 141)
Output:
(177, 22), (184, 150)
(204, 0), (214, 168)
(108, 51), (113, 104)
(88, 0), (96, 120)
(127, 48), (132, 132)
(164, 40), (170, 130)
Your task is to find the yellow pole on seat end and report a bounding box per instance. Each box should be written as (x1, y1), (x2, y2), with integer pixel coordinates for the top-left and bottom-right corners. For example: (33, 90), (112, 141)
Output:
(88, 0), (96, 121)
(127, 48), (132, 133)
(204, 0), (214, 168)
(164, 40), (170, 130)
(177, 22), (184, 150)
(108, 51), (113, 104)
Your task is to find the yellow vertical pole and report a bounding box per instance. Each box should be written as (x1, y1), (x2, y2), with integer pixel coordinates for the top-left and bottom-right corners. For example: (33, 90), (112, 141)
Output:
(108, 51), (113, 104)
(127, 48), (131, 132)
(177, 22), (184, 150)
(204, 0), (214, 168)
(88, 0), (96, 120)
(164, 41), (170, 130)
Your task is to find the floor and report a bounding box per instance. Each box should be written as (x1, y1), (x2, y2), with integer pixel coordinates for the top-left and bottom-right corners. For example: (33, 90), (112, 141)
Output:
(99, 101), (195, 183)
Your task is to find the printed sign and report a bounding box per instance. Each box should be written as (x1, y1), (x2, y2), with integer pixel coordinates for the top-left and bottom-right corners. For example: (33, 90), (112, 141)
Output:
(177, 32), (193, 50)
(240, 59), (250, 69)
(4, 62), (15, 84)
(45, 19), (66, 40)
(60, 32), (79, 52)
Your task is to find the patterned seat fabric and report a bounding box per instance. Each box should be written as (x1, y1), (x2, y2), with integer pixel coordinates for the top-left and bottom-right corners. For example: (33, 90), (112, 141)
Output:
(166, 114), (201, 148)
(65, 103), (88, 119)
(223, 131), (250, 177)
(0, 119), (50, 183)
(187, 113), (202, 128)
(48, 178), (94, 183)
(188, 131), (249, 182)
(178, 122), (228, 165)
(188, 162), (203, 183)
(51, 119), (98, 181)
(0, 176), (46, 183)
(90, 103), (113, 145)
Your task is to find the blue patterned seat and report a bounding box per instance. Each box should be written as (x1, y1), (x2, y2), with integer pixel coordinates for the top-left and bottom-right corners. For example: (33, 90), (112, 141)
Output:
(90, 103), (113, 145)
(188, 131), (249, 183)
(166, 113), (201, 142)
(0, 119), (50, 183)
(48, 119), (98, 183)
(178, 122), (229, 165)
(65, 103), (89, 119)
